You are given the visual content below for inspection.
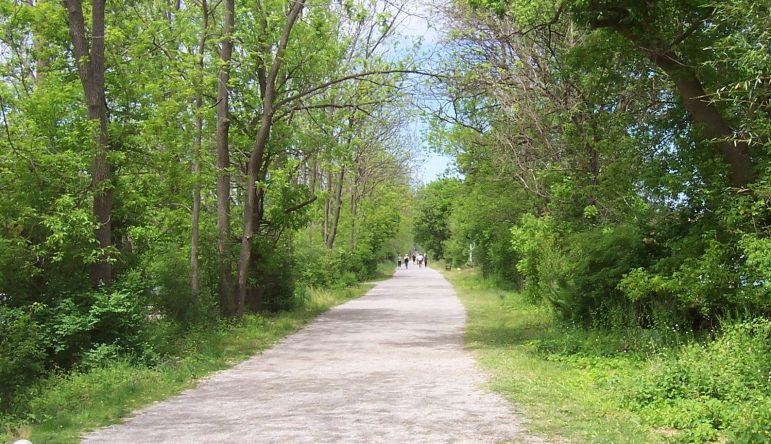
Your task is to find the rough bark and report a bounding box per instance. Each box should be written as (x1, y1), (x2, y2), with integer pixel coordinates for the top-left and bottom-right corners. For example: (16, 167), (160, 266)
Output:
(309, 155), (318, 244)
(235, 0), (306, 317)
(244, 185), (266, 313)
(64, 0), (111, 286)
(589, 13), (755, 188)
(649, 51), (754, 187)
(215, 0), (235, 315)
(325, 166), (345, 249)
(349, 186), (356, 252)
(309, 155), (318, 194)
(191, 0), (209, 301)
(323, 169), (332, 244)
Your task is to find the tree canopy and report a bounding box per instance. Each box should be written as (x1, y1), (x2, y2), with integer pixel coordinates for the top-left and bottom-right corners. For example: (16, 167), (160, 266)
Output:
(0, 0), (420, 409)
(420, 0), (771, 325)
(1, 0), (770, 437)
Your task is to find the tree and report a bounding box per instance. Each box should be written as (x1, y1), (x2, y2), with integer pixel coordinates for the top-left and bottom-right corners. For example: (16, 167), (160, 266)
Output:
(191, 0), (210, 302)
(63, 0), (112, 286)
(215, 0), (236, 315)
(429, 0), (771, 326)
(470, 0), (756, 188)
(413, 178), (461, 259)
(575, 0), (755, 187)
(234, 0), (306, 316)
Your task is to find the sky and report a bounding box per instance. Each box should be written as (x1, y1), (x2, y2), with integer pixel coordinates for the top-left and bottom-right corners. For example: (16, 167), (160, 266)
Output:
(392, 0), (456, 184)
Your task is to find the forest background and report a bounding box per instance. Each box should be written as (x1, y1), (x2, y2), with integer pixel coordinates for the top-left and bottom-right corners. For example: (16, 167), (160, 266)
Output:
(413, 0), (771, 441)
(0, 0), (423, 432)
(1, 0), (770, 442)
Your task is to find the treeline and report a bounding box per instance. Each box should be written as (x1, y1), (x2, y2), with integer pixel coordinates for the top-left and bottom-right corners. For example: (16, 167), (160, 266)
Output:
(417, 4), (770, 438)
(0, 0), (415, 411)
(418, 0), (770, 329)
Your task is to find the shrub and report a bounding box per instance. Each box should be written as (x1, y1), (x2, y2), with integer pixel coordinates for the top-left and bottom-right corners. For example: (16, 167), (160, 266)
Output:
(629, 318), (771, 442)
(251, 244), (297, 312)
(0, 306), (47, 409)
(76, 343), (124, 372)
(561, 224), (648, 327)
(731, 396), (771, 444)
(144, 244), (206, 323)
(513, 217), (649, 327)
(34, 284), (150, 370)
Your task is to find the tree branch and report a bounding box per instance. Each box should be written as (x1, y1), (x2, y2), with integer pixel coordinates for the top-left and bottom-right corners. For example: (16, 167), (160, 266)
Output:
(284, 195), (318, 214)
(274, 69), (442, 109)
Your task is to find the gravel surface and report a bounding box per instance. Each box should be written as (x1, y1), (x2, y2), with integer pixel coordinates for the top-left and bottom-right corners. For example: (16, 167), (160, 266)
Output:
(82, 267), (544, 443)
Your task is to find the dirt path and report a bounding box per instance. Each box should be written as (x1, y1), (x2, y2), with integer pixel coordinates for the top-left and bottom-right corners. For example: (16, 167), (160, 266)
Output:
(82, 267), (543, 443)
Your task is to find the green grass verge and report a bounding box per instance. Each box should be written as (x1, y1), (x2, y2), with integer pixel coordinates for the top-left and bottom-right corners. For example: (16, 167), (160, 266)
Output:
(443, 267), (664, 444)
(5, 282), (379, 444)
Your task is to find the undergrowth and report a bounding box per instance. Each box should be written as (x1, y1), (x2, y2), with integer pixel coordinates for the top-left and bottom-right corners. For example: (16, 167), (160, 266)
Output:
(1, 284), (374, 444)
(629, 318), (771, 443)
(445, 266), (771, 444)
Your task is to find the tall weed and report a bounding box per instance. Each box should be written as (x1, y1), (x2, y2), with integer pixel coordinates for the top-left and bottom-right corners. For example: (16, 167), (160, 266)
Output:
(628, 318), (771, 442)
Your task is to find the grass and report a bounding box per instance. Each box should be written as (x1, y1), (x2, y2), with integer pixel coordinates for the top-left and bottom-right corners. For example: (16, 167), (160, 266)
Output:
(3, 282), (380, 444)
(442, 266), (665, 444)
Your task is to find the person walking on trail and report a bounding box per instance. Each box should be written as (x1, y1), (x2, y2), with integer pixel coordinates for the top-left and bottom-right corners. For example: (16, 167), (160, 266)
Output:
(412, 253), (416, 265)
(396, 255), (402, 269)
(424, 254), (428, 268)
(417, 253), (424, 268)
(404, 254), (410, 269)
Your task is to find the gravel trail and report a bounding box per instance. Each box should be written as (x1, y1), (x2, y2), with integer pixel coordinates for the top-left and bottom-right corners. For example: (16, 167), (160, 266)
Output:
(82, 266), (543, 443)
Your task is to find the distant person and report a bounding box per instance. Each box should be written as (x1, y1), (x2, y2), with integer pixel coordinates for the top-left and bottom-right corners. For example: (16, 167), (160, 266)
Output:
(412, 253), (416, 265)
(424, 254), (428, 267)
(396, 255), (402, 269)
(417, 253), (424, 268)
(404, 254), (410, 269)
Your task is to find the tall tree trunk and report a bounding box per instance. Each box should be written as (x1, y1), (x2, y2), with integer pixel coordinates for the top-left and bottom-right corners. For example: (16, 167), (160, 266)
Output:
(589, 15), (755, 188)
(310, 155), (318, 193)
(64, 0), (111, 286)
(349, 151), (362, 252)
(325, 166), (345, 249)
(215, 0), (235, 315)
(246, 182), (268, 313)
(244, 158), (270, 313)
(309, 155), (317, 244)
(236, 0), (305, 317)
(649, 52), (754, 187)
(27, 0), (47, 86)
(348, 187), (356, 252)
(191, 0), (209, 302)
(323, 168), (332, 244)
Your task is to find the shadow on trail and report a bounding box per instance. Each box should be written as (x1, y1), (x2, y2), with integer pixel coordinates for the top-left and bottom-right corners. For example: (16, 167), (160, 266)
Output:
(383, 331), (461, 350)
(324, 307), (403, 323)
(464, 324), (545, 351)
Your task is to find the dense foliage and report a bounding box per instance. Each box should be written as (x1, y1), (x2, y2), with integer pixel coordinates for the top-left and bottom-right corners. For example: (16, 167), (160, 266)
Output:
(630, 318), (771, 442)
(0, 0), (416, 416)
(415, 1), (770, 440)
(1, 0), (769, 440)
(422, 0), (770, 329)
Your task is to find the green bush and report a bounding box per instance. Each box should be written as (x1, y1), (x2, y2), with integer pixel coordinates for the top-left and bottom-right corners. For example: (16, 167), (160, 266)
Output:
(619, 226), (754, 330)
(251, 243), (298, 312)
(0, 306), (47, 409)
(731, 396), (771, 444)
(295, 241), (384, 290)
(629, 318), (771, 442)
(511, 214), (560, 304)
(36, 286), (150, 370)
(143, 244), (217, 324)
(0, 274), (155, 414)
(296, 244), (342, 288)
(76, 343), (124, 372)
(513, 218), (649, 327)
(561, 224), (648, 327)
